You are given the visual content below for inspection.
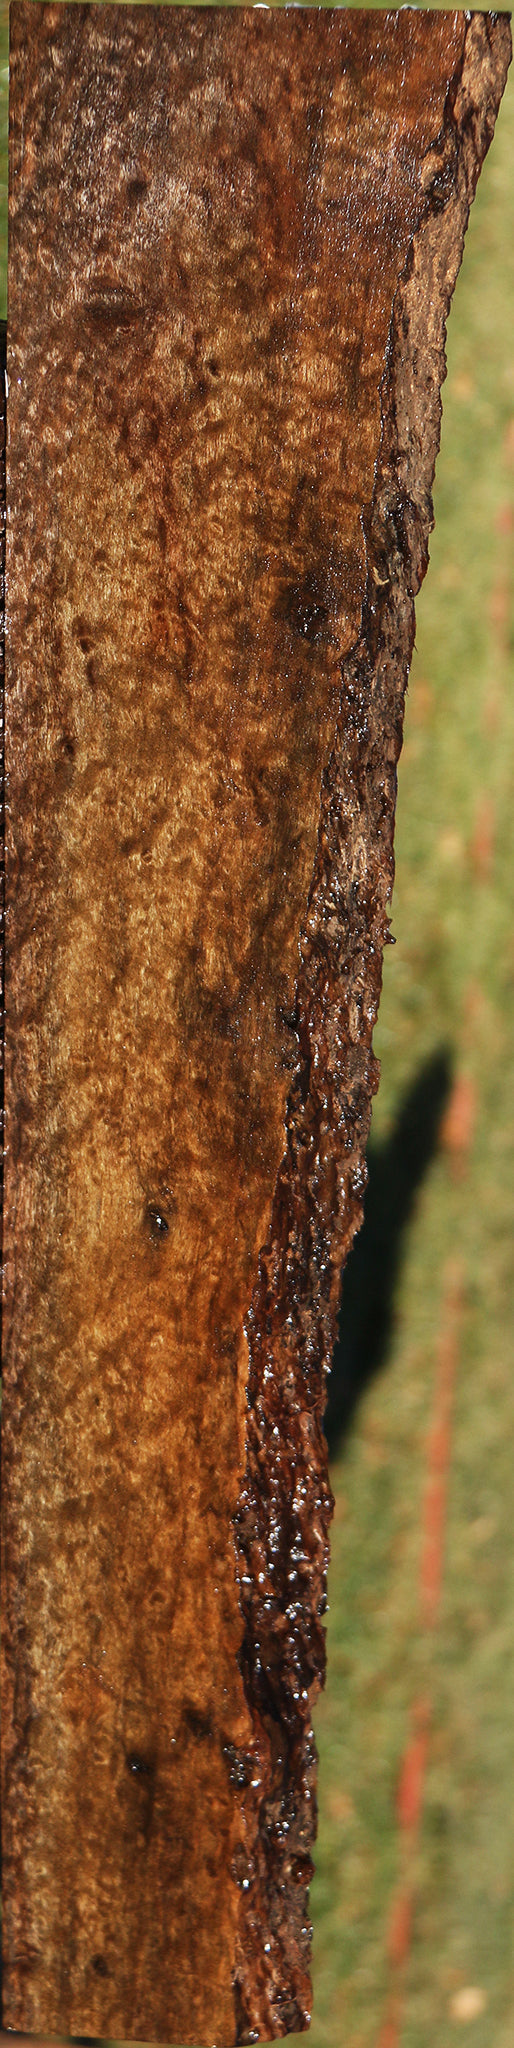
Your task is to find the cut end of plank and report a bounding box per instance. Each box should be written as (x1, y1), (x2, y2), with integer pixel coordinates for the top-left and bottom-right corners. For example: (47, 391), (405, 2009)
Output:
(1, 7), (511, 2043)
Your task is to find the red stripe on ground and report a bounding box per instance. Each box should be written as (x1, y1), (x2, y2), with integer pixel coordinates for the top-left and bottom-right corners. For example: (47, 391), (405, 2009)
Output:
(387, 1886), (413, 1972)
(421, 1291), (460, 1628)
(395, 1694), (430, 1835)
(375, 1261), (464, 2048)
(377, 1990), (402, 2048)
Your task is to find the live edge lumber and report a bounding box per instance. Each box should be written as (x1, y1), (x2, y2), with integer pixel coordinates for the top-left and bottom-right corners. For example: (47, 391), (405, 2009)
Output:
(1, 7), (511, 2044)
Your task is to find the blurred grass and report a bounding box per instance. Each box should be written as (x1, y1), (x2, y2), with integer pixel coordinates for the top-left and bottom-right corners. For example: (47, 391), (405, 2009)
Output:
(303, 52), (514, 2048)
(1, 6), (513, 2048)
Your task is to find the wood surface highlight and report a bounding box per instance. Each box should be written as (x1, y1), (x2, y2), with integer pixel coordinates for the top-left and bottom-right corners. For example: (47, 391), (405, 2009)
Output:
(1, 6), (510, 2042)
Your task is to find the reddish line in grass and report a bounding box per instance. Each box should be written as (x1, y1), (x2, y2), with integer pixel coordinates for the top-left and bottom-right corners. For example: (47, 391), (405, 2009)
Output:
(395, 1694), (431, 1838)
(376, 1262), (463, 2048)
(421, 1280), (461, 1630)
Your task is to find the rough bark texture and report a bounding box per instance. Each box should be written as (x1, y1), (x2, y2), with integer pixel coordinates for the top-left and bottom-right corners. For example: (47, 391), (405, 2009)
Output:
(1, 7), (510, 2044)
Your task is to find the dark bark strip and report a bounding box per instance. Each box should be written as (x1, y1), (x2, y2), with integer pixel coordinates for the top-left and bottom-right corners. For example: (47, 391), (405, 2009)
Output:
(1, 10), (510, 2044)
(0, 321), (5, 1293)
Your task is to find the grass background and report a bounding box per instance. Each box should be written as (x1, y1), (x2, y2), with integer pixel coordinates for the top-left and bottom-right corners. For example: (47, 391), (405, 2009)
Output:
(308, 38), (514, 2048)
(0, 6), (513, 2047)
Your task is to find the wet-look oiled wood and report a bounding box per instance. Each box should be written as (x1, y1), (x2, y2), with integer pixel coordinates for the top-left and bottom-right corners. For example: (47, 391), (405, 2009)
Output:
(2, 7), (510, 2041)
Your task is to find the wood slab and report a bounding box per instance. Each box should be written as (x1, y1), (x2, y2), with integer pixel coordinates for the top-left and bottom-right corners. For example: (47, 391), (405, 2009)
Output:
(2, 6), (510, 2042)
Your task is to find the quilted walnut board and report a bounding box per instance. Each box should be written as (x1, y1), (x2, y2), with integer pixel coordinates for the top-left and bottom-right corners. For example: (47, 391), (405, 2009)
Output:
(2, 6), (510, 2042)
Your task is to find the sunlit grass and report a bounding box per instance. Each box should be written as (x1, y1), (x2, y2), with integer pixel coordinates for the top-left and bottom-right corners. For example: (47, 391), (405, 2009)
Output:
(304, 59), (514, 2048)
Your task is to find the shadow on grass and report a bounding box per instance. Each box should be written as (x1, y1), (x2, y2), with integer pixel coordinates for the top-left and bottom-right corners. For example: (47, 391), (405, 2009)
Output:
(324, 1047), (452, 1458)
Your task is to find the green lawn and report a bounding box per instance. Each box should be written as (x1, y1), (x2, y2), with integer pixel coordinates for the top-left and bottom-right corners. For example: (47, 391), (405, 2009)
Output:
(303, 52), (514, 2048)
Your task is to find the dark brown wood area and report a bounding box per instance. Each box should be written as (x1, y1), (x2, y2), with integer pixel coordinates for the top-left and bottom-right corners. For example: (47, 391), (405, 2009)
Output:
(2, 7), (510, 2042)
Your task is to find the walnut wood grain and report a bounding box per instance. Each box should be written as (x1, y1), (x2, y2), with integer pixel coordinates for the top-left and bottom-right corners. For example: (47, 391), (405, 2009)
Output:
(2, 6), (510, 2042)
